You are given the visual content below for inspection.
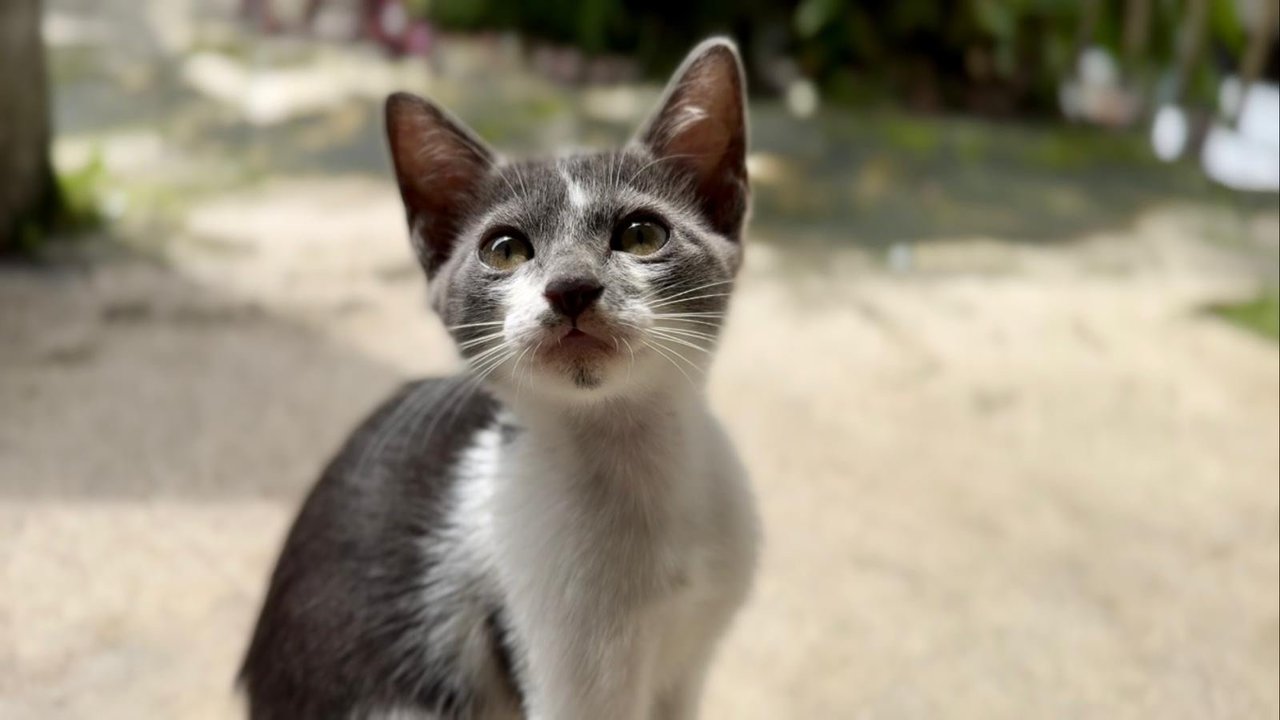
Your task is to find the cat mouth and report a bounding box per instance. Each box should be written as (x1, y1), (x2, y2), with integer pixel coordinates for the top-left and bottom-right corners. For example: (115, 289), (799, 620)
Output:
(536, 326), (616, 362)
(557, 327), (609, 349)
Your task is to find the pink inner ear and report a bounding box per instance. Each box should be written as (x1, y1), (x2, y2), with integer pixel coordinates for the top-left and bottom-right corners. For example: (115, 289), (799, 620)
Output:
(641, 44), (745, 184)
(385, 93), (495, 272)
(637, 42), (748, 238)
(660, 106), (731, 175)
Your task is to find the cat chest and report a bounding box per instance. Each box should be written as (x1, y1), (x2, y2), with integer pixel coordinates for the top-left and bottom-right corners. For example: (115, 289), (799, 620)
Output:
(648, 536), (747, 676)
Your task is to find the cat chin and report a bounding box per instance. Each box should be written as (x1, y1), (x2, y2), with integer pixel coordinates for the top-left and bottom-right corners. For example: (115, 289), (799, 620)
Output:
(484, 352), (675, 407)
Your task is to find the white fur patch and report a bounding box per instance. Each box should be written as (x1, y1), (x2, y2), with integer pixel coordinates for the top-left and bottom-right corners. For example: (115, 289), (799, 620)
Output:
(561, 167), (589, 209)
(488, 394), (759, 720)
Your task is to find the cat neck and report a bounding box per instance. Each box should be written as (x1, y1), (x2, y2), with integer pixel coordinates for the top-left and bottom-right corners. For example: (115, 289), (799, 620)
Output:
(498, 382), (714, 489)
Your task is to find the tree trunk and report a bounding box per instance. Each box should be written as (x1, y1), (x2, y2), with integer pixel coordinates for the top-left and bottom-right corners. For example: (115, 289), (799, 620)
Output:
(0, 0), (57, 251)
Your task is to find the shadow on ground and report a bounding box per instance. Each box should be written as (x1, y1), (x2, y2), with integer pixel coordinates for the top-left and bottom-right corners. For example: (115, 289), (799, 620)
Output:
(0, 243), (404, 500)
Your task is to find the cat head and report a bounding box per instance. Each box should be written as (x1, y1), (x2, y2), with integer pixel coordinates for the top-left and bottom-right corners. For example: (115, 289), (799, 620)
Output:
(385, 39), (748, 403)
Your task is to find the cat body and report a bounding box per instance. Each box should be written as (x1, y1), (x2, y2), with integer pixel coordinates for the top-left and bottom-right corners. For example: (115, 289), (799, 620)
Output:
(241, 39), (758, 719)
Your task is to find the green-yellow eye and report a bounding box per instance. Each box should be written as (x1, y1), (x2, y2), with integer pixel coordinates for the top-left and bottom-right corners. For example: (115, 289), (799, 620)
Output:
(479, 233), (533, 270)
(612, 219), (669, 256)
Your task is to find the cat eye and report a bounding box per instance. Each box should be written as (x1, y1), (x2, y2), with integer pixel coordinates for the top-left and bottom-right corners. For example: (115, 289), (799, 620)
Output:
(612, 218), (669, 256)
(478, 232), (534, 270)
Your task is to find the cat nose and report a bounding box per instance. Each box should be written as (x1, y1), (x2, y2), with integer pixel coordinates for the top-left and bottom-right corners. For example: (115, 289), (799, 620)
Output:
(544, 277), (604, 319)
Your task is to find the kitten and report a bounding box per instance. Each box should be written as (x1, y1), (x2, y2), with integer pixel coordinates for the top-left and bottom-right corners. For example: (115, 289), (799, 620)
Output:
(239, 38), (759, 720)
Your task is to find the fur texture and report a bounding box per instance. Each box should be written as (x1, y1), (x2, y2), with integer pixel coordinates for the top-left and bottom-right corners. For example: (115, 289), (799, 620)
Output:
(240, 38), (759, 720)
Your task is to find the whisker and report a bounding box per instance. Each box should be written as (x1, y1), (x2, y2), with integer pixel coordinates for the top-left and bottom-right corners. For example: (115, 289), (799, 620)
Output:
(620, 336), (636, 383)
(445, 320), (506, 331)
(642, 339), (696, 388)
(512, 344), (533, 401)
(457, 331), (507, 349)
(648, 329), (713, 355)
(416, 376), (482, 450)
(492, 165), (520, 200)
(650, 312), (726, 319)
(463, 344), (514, 369)
(649, 293), (732, 309)
(525, 342), (541, 398)
(653, 326), (719, 342)
(653, 317), (722, 329)
(470, 347), (518, 378)
(610, 152), (623, 191)
(508, 160), (530, 198)
(353, 380), (439, 478)
(627, 152), (705, 185)
(640, 278), (735, 304)
(650, 336), (703, 369)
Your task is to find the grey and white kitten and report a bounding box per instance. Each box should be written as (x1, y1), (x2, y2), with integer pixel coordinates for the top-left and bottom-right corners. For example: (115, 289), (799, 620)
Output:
(240, 39), (759, 720)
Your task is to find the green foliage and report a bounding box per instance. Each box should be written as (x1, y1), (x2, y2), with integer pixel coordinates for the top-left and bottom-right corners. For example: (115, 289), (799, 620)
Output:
(56, 151), (106, 231)
(425, 0), (780, 76)
(6, 152), (106, 255)
(421, 0), (1253, 115)
(1212, 290), (1280, 341)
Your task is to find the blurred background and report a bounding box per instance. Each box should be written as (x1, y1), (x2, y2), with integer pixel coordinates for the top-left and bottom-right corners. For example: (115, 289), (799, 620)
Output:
(1, 0), (1277, 718)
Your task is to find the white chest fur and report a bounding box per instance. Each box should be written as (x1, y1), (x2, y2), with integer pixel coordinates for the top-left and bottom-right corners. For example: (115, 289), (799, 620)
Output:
(477, 396), (759, 720)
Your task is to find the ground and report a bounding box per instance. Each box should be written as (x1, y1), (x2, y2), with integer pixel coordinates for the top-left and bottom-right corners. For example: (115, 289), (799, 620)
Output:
(2, 1), (1278, 718)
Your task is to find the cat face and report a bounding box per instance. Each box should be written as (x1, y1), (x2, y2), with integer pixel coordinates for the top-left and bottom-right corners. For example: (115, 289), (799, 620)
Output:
(386, 39), (748, 401)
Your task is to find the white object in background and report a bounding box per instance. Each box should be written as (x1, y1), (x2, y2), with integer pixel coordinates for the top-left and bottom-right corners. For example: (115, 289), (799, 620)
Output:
(1201, 124), (1280, 191)
(1151, 104), (1190, 161)
(1059, 46), (1138, 126)
(1220, 77), (1280, 150)
(887, 242), (913, 273)
(1202, 79), (1280, 191)
(785, 78), (819, 119)
(1079, 46), (1121, 88)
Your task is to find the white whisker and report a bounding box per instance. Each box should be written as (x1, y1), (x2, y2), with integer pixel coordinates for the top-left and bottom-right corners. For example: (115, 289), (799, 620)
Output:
(654, 317), (722, 329)
(513, 344), (533, 401)
(653, 326), (719, 342)
(621, 336), (636, 383)
(642, 339), (696, 388)
(445, 320), (506, 331)
(648, 329), (713, 354)
(649, 292), (732, 309)
(353, 381), (438, 477)
(457, 331), (507, 349)
(627, 152), (703, 185)
(650, 312), (726, 319)
(640, 278), (735, 304)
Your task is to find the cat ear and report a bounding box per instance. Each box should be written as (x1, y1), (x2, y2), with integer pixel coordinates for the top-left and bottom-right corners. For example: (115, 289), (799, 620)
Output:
(385, 92), (495, 276)
(636, 38), (749, 239)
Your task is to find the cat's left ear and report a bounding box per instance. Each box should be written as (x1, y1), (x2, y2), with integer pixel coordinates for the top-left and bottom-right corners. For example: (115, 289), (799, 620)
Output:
(386, 92), (495, 277)
(636, 38), (749, 240)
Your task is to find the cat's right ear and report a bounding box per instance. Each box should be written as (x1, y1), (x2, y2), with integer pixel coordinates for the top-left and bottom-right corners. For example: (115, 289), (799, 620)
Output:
(385, 92), (494, 277)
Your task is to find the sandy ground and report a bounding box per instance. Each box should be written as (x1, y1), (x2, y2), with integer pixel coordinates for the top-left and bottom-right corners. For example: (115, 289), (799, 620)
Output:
(2, 178), (1278, 719)
(4, 1), (1279, 717)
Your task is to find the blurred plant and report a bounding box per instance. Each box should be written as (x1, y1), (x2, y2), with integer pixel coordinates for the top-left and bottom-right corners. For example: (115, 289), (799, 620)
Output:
(55, 152), (107, 231)
(420, 0), (1265, 117)
(8, 153), (107, 255)
(424, 0), (788, 79)
(1211, 289), (1280, 340)
(792, 0), (1262, 114)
